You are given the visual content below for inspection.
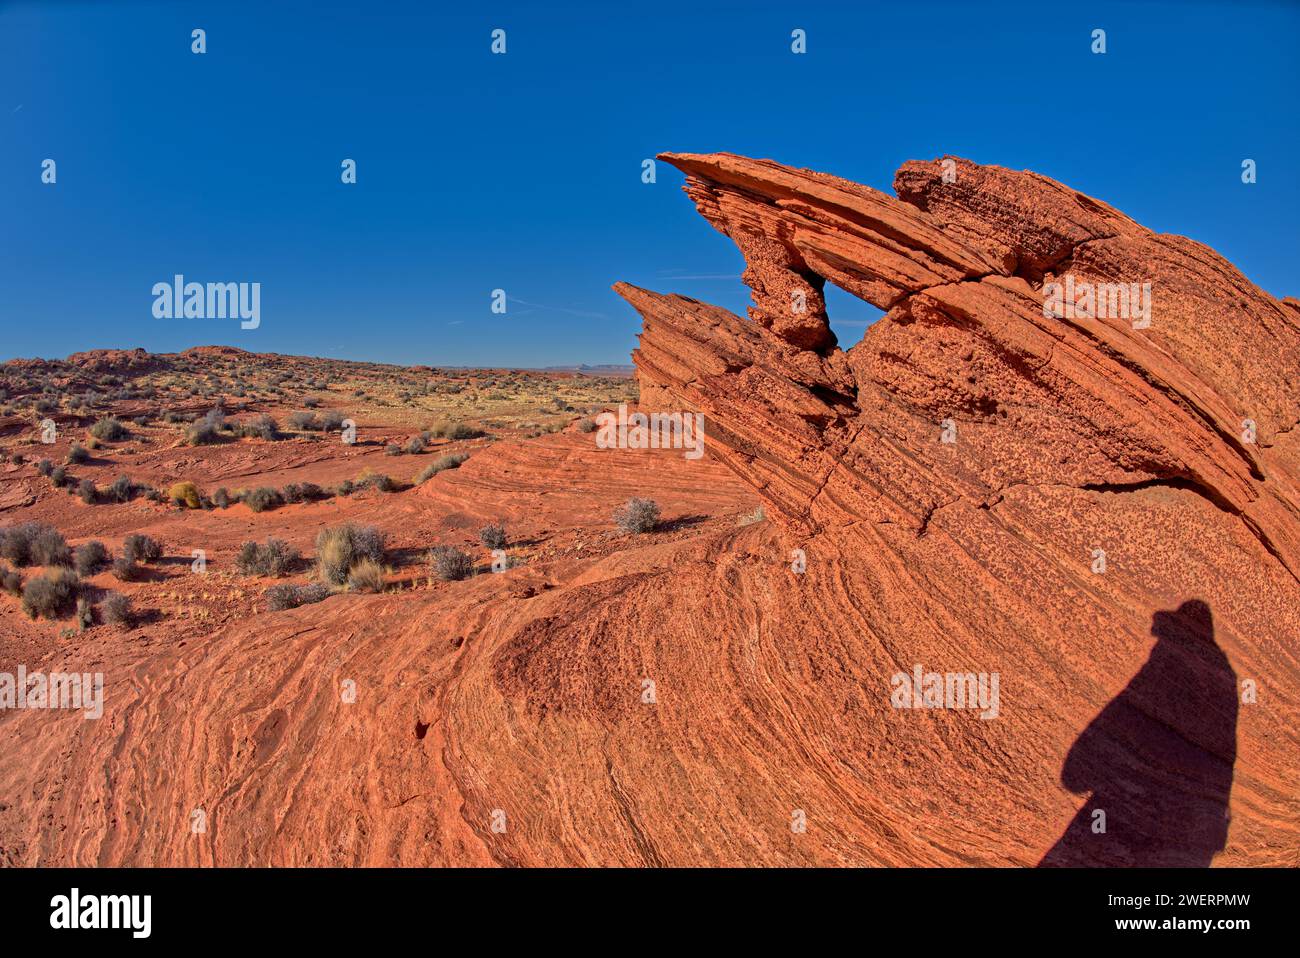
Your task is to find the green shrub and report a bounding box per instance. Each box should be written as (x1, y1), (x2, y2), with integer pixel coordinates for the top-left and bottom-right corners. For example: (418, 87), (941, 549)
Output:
(89, 417), (129, 441)
(112, 556), (143, 581)
(240, 414), (279, 440)
(73, 540), (110, 576)
(0, 563), (22, 596)
(102, 591), (133, 627)
(235, 538), (297, 577)
(242, 487), (283, 513)
(122, 533), (162, 563)
(185, 421), (222, 445)
(428, 545), (474, 581)
(266, 581), (332, 611)
(109, 474), (136, 503)
(29, 526), (71, 566)
(281, 482), (325, 504)
(21, 567), (79, 620)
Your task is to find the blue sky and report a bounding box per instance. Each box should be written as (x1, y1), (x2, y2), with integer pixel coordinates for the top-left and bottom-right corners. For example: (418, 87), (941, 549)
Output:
(2, 0), (1297, 366)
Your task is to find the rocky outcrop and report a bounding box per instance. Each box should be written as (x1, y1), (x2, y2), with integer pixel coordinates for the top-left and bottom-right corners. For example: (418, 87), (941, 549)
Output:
(619, 153), (1300, 575)
(616, 152), (1300, 865)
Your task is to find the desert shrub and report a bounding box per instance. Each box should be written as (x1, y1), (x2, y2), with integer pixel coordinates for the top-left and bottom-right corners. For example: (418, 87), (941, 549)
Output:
(73, 540), (110, 576)
(185, 421), (222, 445)
(335, 479), (355, 496)
(346, 558), (386, 593)
(242, 487), (283, 513)
(0, 525), (30, 565)
(50, 465), (68, 487)
(431, 421), (483, 440)
(287, 410), (319, 431)
(66, 442), (89, 464)
(265, 581), (332, 612)
(122, 533), (162, 563)
(21, 567), (79, 620)
(168, 481), (202, 509)
(356, 471), (394, 493)
(102, 591), (133, 627)
(614, 497), (660, 534)
(109, 474), (136, 503)
(0, 564), (22, 596)
(316, 524), (386, 585)
(78, 478), (98, 504)
(281, 482), (325, 504)
(212, 487), (231, 509)
(385, 443), (401, 457)
(317, 410), (346, 431)
(428, 545), (474, 582)
(29, 525), (71, 566)
(75, 596), (94, 630)
(415, 453), (468, 484)
(112, 556), (142, 581)
(203, 407), (226, 431)
(89, 416), (129, 441)
(241, 413), (279, 440)
(576, 417), (597, 433)
(478, 522), (507, 550)
(35, 458), (53, 476)
(235, 538), (297, 577)
(405, 436), (426, 455)
(144, 487), (164, 502)
(302, 396), (320, 408)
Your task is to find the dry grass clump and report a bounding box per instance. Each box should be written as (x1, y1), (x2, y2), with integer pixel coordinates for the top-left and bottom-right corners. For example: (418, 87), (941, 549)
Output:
(316, 524), (386, 585)
(415, 453), (467, 484)
(428, 545), (474, 581)
(614, 497), (660, 534)
(235, 538), (298, 577)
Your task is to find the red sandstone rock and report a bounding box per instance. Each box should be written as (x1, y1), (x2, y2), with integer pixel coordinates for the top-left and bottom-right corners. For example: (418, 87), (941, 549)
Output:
(0, 155), (1295, 869)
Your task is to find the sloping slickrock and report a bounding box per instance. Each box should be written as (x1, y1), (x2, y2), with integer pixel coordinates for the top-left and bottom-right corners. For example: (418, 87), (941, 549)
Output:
(615, 152), (1300, 866)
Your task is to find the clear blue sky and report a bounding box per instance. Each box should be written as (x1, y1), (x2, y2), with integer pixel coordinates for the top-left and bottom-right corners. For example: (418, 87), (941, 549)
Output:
(3, 0), (1297, 366)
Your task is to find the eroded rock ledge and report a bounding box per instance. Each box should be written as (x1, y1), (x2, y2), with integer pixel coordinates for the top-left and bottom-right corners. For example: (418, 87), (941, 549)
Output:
(616, 152), (1300, 580)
